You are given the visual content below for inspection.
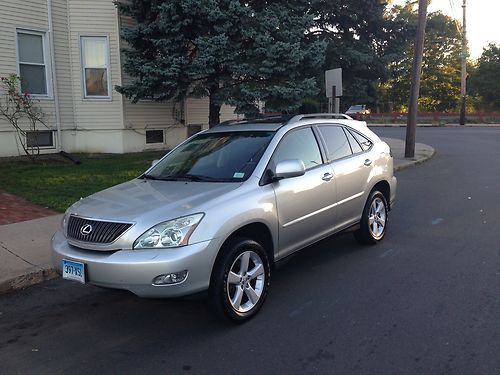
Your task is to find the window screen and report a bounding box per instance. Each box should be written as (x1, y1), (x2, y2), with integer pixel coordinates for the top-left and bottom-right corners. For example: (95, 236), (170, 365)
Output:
(17, 32), (47, 95)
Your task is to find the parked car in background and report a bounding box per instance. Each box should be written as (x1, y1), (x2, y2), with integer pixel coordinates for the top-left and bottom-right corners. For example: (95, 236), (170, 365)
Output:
(346, 105), (371, 120)
(52, 113), (396, 322)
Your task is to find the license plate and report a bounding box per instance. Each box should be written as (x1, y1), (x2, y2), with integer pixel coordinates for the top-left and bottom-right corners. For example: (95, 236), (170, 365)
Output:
(62, 259), (85, 284)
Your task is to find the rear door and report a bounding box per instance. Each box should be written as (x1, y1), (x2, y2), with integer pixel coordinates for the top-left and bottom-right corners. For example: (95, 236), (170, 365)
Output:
(317, 125), (373, 230)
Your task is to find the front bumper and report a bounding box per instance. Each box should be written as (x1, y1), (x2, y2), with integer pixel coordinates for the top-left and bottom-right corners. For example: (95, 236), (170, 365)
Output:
(51, 230), (219, 298)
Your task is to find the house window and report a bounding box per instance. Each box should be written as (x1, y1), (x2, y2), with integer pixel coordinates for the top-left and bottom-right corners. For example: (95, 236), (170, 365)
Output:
(80, 36), (110, 98)
(187, 125), (202, 138)
(146, 130), (164, 144)
(17, 31), (48, 95)
(26, 130), (54, 148)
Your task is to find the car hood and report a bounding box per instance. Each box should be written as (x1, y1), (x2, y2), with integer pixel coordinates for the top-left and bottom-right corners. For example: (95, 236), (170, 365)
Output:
(69, 178), (243, 223)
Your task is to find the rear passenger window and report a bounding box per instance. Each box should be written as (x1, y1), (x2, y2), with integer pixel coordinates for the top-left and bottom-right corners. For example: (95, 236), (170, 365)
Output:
(349, 130), (373, 151)
(318, 125), (352, 161)
(272, 127), (322, 170)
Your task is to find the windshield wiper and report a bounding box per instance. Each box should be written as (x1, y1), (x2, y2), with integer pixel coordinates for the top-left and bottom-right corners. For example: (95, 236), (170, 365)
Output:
(140, 173), (161, 180)
(141, 174), (217, 182)
(171, 174), (217, 182)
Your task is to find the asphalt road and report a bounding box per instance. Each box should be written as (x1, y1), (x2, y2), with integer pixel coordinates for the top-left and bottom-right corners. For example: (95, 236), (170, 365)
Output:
(1, 127), (499, 375)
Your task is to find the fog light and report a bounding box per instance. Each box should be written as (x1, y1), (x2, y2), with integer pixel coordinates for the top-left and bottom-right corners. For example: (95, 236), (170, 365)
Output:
(153, 270), (188, 285)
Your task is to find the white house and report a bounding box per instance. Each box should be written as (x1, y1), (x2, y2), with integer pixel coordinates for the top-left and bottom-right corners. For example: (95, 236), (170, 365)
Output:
(0, 0), (236, 157)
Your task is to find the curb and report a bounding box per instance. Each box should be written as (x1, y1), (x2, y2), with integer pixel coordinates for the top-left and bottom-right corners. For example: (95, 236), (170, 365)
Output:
(394, 147), (436, 172)
(0, 268), (58, 295)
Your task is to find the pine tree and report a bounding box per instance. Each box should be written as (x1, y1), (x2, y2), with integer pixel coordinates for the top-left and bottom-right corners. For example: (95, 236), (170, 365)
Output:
(116, 0), (326, 126)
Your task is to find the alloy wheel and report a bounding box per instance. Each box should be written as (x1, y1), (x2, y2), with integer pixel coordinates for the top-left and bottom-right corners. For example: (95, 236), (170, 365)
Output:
(226, 250), (265, 313)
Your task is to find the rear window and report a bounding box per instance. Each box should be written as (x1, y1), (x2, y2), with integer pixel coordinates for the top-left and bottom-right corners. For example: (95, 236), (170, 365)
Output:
(318, 125), (352, 161)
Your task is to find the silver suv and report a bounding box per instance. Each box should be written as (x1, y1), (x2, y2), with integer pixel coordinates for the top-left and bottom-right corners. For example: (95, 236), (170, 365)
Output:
(52, 114), (397, 321)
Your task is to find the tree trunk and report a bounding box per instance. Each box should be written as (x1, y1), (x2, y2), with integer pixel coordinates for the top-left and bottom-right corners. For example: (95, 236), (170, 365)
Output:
(208, 86), (221, 128)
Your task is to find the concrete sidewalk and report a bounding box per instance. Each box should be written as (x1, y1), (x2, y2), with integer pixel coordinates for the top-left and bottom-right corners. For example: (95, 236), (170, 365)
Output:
(0, 137), (435, 295)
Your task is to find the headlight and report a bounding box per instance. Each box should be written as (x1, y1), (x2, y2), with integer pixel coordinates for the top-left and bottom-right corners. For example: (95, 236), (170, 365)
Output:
(133, 213), (204, 249)
(61, 210), (71, 235)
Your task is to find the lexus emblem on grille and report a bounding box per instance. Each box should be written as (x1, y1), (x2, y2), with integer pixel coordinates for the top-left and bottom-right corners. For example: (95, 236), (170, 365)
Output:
(80, 224), (93, 236)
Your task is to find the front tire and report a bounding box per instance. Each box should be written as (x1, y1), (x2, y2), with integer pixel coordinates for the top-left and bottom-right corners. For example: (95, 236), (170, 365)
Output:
(354, 190), (388, 245)
(209, 237), (271, 322)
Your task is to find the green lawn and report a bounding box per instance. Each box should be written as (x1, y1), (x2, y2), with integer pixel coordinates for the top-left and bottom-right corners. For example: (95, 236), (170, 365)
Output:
(0, 151), (166, 212)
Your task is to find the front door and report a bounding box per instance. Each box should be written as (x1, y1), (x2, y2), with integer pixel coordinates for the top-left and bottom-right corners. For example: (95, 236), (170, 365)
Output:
(269, 127), (337, 259)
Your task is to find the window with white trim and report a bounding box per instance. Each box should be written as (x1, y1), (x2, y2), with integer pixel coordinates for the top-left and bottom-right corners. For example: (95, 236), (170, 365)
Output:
(80, 36), (110, 98)
(17, 31), (48, 95)
(146, 129), (164, 144)
(26, 130), (54, 148)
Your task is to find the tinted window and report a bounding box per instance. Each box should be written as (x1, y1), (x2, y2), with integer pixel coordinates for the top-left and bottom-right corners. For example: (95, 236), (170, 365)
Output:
(349, 130), (373, 151)
(318, 125), (352, 161)
(272, 128), (322, 170)
(345, 129), (363, 154)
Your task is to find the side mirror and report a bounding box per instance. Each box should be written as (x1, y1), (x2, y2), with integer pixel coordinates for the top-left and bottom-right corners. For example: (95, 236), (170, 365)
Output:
(274, 159), (306, 180)
(151, 159), (160, 167)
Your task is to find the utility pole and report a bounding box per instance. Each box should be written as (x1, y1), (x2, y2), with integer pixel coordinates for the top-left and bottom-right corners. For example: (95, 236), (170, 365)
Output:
(459, 0), (467, 125)
(405, 0), (428, 158)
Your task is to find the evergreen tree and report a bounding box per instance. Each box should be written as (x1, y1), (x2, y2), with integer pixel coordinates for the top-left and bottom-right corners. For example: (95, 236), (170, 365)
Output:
(308, 0), (395, 111)
(116, 0), (326, 126)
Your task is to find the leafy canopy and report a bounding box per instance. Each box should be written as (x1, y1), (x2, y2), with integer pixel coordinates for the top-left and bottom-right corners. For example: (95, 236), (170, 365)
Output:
(383, 8), (462, 112)
(468, 44), (500, 111)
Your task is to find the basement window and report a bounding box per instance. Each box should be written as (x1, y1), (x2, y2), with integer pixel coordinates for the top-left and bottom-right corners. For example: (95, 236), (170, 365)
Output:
(146, 129), (164, 144)
(26, 130), (54, 148)
(187, 124), (202, 138)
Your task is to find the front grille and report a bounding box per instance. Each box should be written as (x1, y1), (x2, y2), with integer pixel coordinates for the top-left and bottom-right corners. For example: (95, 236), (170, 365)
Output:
(67, 215), (132, 244)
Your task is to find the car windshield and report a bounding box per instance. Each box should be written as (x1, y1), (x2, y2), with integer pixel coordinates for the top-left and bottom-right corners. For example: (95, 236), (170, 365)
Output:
(143, 131), (275, 182)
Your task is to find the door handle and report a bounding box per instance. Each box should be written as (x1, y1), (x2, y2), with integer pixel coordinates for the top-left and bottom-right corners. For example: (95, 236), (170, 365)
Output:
(322, 172), (333, 181)
(364, 159), (372, 166)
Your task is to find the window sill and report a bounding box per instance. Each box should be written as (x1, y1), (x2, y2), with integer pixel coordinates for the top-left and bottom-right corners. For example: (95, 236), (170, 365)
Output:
(82, 97), (113, 102)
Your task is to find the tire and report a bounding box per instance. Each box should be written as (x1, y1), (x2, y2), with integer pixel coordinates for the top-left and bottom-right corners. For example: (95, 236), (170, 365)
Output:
(209, 237), (271, 322)
(354, 190), (388, 245)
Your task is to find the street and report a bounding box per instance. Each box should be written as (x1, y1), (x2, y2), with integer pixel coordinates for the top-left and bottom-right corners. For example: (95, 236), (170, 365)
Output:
(1, 127), (499, 374)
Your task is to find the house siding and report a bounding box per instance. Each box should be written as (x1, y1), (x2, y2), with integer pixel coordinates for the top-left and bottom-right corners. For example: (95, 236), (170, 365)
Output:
(0, 0), (56, 149)
(0, 0), (240, 157)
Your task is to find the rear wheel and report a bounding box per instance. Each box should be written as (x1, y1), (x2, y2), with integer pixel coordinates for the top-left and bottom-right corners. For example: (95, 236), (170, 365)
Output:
(354, 190), (388, 245)
(209, 237), (270, 322)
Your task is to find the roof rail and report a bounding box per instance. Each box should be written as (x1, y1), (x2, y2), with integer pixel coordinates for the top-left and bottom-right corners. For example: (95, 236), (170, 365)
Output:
(215, 114), (296, 126)
(286, 113), (353, 123)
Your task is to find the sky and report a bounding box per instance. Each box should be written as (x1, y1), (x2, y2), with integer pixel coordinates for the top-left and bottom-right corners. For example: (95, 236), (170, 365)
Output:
(394, 0), (500, 59)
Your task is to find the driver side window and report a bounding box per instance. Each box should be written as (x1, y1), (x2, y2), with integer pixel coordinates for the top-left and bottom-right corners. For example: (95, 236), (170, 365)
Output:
(272, 127), (323, 170)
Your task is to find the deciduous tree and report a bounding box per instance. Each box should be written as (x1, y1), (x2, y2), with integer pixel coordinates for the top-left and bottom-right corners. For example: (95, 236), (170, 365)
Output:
(384, 9), (462, 112)
(468, 44), (500, 111)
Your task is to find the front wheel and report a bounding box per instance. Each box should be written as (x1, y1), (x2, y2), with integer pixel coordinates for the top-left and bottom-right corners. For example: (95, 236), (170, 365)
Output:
(209, 237), (271, 322)
(354, 190), (388, 245)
